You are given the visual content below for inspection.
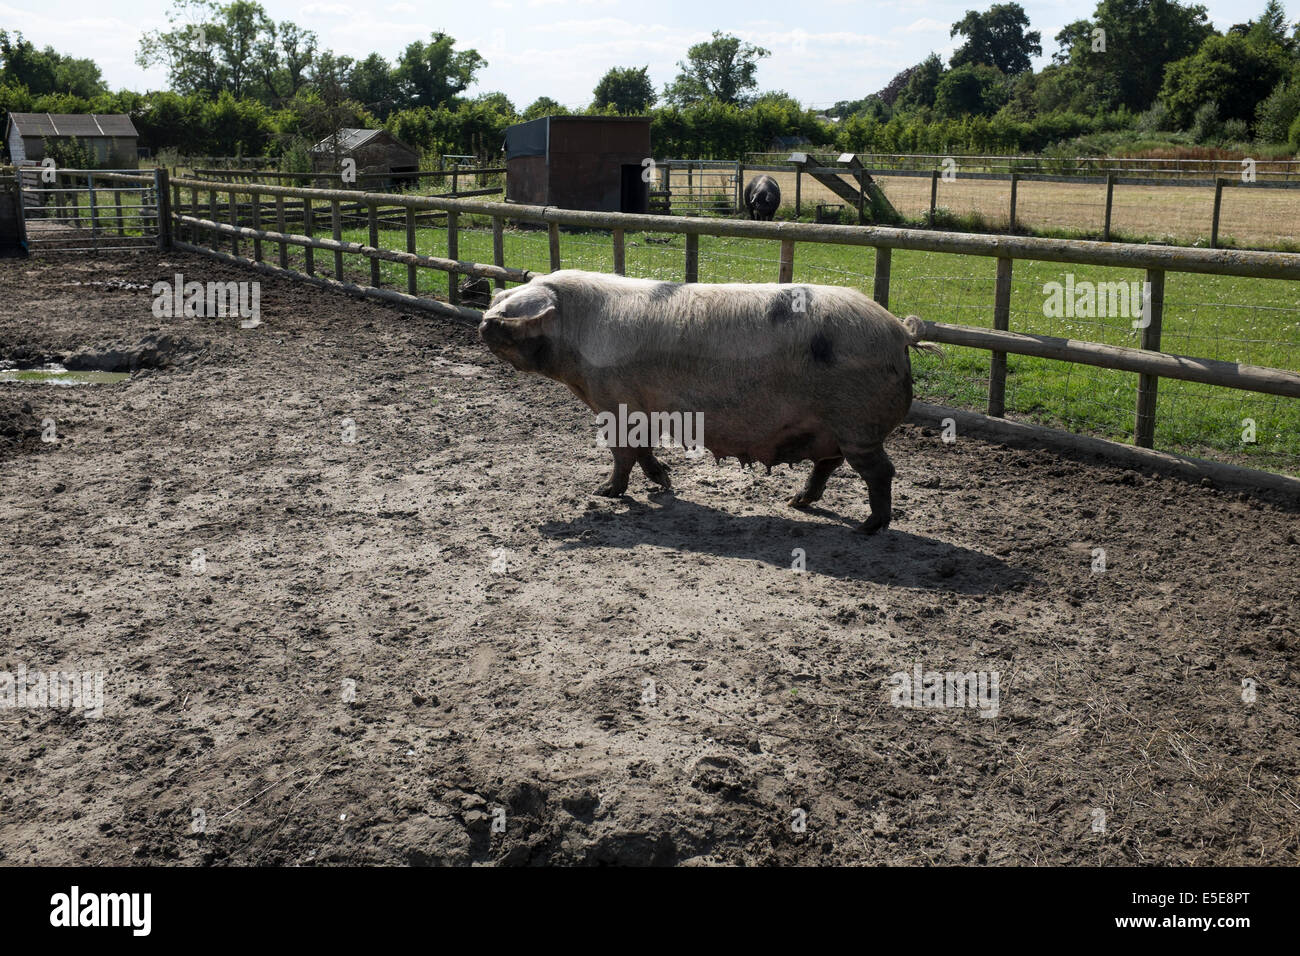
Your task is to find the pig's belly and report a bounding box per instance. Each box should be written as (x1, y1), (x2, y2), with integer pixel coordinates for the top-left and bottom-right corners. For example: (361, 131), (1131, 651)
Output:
(689, 409), (840, 467)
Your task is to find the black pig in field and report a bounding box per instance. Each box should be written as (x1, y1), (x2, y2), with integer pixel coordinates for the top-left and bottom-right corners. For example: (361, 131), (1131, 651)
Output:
(478, 270), (939, 534)
(743, 175), (781, 221)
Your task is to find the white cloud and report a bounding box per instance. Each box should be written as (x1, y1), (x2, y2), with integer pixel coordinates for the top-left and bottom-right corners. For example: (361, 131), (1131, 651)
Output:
(898, 18), (950, 34)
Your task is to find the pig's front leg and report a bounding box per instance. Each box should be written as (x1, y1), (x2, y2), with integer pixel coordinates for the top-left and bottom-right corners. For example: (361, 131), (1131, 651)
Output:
(595, 445), (638, 497)
(790, 455), (843, 508)
(638, 449), (672, 491)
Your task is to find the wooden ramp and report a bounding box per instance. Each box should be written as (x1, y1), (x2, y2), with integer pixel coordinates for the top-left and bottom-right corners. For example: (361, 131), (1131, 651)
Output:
(791, 153), (901, 224)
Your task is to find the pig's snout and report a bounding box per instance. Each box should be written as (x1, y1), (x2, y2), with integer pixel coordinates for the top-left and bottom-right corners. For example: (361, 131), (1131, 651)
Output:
(479, 314), (510, 350)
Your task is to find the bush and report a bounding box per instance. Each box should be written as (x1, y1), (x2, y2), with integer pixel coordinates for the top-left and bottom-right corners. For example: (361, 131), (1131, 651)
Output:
(1190, 102), (1221, 144)
(1256, 79), (1300, 145)
(1221, 118), (1249, 144)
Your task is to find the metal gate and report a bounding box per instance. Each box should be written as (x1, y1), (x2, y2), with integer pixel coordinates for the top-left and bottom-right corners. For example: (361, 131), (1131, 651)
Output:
(18, 167), (161, 253)
(657, 160), (740, 215)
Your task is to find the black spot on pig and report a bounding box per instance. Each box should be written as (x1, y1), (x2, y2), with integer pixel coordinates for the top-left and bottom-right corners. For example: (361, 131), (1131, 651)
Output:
(810, 332), (834, 365)
(768, 287), (811, 324)
(646, 282), (679, 302)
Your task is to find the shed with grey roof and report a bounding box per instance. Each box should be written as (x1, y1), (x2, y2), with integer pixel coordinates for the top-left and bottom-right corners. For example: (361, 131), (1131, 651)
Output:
(5, 113), (139, 168)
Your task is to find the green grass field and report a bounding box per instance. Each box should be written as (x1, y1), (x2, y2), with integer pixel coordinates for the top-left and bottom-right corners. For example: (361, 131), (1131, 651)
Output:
(206, 216), (1300, 476)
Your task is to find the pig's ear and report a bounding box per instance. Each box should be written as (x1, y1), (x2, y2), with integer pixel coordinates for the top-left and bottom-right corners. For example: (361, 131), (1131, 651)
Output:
(499, 287), (559, 333)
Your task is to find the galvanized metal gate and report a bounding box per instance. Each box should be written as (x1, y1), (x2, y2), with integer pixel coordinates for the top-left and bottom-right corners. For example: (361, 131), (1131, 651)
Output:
(657, 160), (741, 215)
(17, 167), (161, 253)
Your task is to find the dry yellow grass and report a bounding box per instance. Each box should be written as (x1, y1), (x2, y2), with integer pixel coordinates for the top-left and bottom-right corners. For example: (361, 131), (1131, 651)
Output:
(666, 168), (1300, 247)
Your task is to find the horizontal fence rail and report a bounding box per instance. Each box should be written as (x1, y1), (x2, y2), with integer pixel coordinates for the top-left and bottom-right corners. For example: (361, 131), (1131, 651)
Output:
(79, 172), (1296, 482)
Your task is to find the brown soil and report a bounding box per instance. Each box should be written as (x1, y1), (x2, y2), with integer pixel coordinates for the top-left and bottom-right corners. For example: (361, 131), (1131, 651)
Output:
(1, 250), (1297, 866)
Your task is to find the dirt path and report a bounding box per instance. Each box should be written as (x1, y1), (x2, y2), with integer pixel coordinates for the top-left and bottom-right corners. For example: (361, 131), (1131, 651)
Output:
(1, 251), (1297, 865)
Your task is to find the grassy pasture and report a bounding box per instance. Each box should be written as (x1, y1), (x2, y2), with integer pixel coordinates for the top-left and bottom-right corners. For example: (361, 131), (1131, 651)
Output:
(211, 216), (1300, 476)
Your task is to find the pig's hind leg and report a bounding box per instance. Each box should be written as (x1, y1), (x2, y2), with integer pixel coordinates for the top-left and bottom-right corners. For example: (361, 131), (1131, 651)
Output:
(845, 445), (895, 534)
(595, 445), (638, 497)
(638, 449), (672, 491)
(789, 455), (843, 508)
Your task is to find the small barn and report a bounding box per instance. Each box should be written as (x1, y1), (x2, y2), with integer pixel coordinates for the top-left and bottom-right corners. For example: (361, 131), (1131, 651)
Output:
(310, 128), (419, 185)
(5, 113), (139, 168)
(505, 116), (651, 213)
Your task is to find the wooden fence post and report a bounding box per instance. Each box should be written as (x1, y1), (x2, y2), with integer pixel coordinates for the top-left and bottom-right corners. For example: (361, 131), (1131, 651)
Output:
(447, 210), (460, 304)
(778, 239), (794, 283)
(492, 216), (505, 289)
(208, 188), (217, 246)
(154, 168), (171, 250)
(794, 167), (802, 219)
(405, 205), (416, 294)
(988, 256), (1013, 417)
(1008, 173), (1019, 232)
(929, 170), (939, 226)
(87, 173), (99, 250)
(684, 232), (698, 283)
(857, 167), (866, 224)
(368, 202), (380, 287)
(250, 189), (262, 262)
(736, 163), (744, 213)
(228, 189), (239, 257)
(1211, 177), (1226, 248)
(872, 247), (891, 310)
(1103, 174), (1115, 241)
(115, 189), (125, 237)
(548, 222), (561, 271)
(1134, 268), (1165, 448)
(304, 196), (314, 274)
(612, 227), (625, 276)
(275, 195), (287, 269)
(331, 199), (343, 280)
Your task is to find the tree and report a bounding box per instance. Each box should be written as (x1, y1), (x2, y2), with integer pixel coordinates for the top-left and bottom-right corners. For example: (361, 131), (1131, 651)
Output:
(1, 30), (106, 98)
(1160, 33), (1289, 128)
(1246, 0), (1292, 50)
(349, 53), (400, 117)
(950, 3), (1041, 75)
(1058, 0), (1214, 112)
(894, 53), (945, 112)
(253, 20), (317, 103)
(592, 65), (656, 113)
(521, 96), (565, 121)
(395, 32), (485, 109)
(138, 0), (275, 100)
(935, 63), (1009, 116)
(663, 31), (770, 106)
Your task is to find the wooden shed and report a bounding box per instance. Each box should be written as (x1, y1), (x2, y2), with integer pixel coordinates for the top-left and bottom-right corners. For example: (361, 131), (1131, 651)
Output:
(505, 116), (650, 213)
(5, 113), (139, 168)
(310, 128), (419, 185)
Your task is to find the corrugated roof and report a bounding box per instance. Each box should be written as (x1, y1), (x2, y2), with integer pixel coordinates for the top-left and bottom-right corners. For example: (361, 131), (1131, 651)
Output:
(310, 128), (384, 152)
(7, 113), (138, 138)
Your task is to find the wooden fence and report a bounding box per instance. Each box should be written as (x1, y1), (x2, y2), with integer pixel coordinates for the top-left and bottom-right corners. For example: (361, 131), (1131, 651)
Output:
(98, 169), (1300, 487)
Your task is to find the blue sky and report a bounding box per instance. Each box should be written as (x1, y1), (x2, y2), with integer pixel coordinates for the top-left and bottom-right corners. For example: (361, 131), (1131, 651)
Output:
(0, 0), (1279, 110)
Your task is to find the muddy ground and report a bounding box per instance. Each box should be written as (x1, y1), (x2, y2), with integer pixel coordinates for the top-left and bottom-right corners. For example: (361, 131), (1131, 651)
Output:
(1, 250), (1297, 866)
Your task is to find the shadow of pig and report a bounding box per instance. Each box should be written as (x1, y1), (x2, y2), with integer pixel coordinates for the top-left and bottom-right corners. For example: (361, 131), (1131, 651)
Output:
(539, 495), (1032, 592)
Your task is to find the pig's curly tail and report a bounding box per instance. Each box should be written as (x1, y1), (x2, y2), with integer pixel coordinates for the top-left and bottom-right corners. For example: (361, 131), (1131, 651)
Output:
(903, 315), (943, 355)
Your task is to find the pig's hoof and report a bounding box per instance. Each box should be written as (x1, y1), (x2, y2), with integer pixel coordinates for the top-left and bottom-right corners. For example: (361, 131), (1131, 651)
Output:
(858, 514), (890, 535)
(594, 481), (627, 498)
(789, 494), (813, 510)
